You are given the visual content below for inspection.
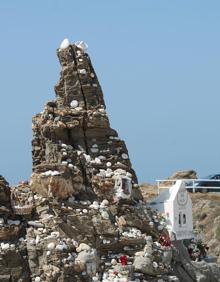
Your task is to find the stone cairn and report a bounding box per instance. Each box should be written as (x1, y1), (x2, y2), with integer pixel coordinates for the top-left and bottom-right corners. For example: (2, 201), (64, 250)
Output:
(0, 40), (219, 282)
(31, 39), (139, 203)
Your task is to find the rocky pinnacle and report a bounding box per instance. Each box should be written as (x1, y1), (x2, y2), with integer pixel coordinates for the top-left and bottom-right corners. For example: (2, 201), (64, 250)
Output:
(31, 40), (140, 202)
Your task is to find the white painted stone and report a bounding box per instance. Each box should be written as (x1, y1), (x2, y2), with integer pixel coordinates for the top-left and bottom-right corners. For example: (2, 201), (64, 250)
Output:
(83, 154), (91, 163)
(101, 199), (109, 207)
(89, 204), (99, 210)
(51, 231), (60, 238)
(80, 200), (88, 205)
(35, 235), (40, 244)
(79, 69), (87, 74)
(121, 153), (128, 160)
(41, 170), (60, 176)
(76, 243), (91, 252)
(10, 244), (15, 249)
(98, 155), (106, 161)
(91, 148), (99, 153)
(60, 38), (70, 49)
(70, 100), (79, 108)
(56, 243), (67, 251)
(47, 242), (55, 250)
(35, 277), (41, 282)
(76, 50), (81, 56)
(7, 219), (20, 226)
(106, 162), (112, 167)
(95, 157), (101, 164)
(1, 243), (9, 250)
(75, 41), (88, 51)
(111, 258), (117, 265)
(126, 172), (132, 178)
(101, 211), (109, 220)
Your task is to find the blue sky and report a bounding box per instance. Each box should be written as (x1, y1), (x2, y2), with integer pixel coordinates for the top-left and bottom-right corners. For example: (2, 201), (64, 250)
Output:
(0, 1), (220, 185)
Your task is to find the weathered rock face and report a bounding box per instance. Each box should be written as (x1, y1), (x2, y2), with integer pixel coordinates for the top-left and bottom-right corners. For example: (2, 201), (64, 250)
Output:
(0, 179), (31, 281)
(1, 41), (220, 282)
(0, 175), (11, 208)
(167, 170), (197, 180)
(31, 41), (139, 202)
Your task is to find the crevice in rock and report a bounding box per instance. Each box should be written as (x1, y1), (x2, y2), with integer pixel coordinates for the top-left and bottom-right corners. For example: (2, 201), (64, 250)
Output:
(70, 45), (89, 155)
(68, 45), (93, 195)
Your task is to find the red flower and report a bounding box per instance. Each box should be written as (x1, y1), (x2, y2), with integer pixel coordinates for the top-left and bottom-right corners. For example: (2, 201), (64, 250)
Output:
(120, 255), (128, 266)
(159, 234), (172, 247)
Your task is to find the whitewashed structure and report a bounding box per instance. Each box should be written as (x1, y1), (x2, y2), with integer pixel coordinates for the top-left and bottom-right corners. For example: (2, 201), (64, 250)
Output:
(114, 175), (132, 199)
(150, 180), (194, 240)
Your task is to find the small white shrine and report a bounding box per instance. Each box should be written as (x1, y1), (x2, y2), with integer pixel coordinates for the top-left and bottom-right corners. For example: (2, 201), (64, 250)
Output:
(150, 180), (194, 240)
(114, 175), (132, 199)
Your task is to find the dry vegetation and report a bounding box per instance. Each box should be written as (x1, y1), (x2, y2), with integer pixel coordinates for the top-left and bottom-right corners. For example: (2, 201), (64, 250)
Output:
(141, 183), (220, 262)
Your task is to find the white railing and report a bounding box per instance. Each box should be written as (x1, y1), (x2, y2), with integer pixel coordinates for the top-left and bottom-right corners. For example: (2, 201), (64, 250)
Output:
(156, 179), (220, 194)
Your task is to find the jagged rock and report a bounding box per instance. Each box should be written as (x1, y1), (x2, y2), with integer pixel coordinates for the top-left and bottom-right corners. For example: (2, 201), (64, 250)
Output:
(30, 171), (83, 199)
(75, 248), (98, 275)
(0, 40), (220, 282)
(0, 175), (11, 208)
(168, 170), (197, 180)
(133, 256), (155, 275)
(31, 40), (140, 202)
(11, 182), (34, 215)
(192, 261), (220, 282)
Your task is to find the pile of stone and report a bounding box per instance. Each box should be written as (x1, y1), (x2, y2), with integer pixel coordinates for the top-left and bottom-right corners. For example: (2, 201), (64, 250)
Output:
(31, 38), (140, 204)
(0, 175), (11, 209)
(167, 170), (197, 180)
(0, 176), (21, 240)
(0, 40), (219, 281)
(11, 181), (34, 215)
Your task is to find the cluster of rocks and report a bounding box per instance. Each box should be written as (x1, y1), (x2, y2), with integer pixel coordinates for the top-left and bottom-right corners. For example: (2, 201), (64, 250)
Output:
(0, 40), (220, 281)
(167, 170), (197, 181)
(11, 181), (34, 215)
(0, 175), (175, 281)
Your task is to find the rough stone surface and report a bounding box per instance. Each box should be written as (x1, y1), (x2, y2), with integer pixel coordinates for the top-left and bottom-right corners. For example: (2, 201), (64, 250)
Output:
(0, 42), (219, 281)
(167, 170), (197, 180)
(31, 42), (139, 203)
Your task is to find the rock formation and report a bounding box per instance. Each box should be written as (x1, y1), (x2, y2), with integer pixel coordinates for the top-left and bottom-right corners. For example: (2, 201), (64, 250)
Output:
(31, 40), (139, 203)
(0, 40), (220, 282)
(167, 170), (197, 181)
